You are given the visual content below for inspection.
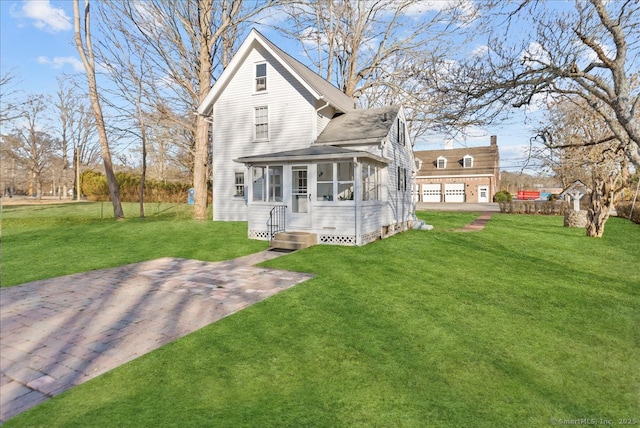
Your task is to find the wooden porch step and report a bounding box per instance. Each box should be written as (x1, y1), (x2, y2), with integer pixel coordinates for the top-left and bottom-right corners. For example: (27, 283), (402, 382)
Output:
(270, 232), (317, 251)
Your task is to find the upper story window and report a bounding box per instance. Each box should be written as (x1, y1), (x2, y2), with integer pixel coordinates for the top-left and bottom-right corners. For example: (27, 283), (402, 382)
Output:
(397, 118), (405, 145)
(255, 63), (267, 92)
(254, 106), (268, 140)
(463, 155), (474, 168)
(437, 156), (447, 169)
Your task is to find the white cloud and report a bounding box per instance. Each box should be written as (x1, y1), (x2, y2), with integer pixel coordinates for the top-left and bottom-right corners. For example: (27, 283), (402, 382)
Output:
(15, 0), (72, 33)
(37, 56), (84, 72)
(471, 44), (489, 57)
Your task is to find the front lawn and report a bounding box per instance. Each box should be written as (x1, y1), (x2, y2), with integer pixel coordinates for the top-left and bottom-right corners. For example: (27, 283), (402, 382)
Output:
(3, 209), (639, 426)
(1, 202), (267, 287)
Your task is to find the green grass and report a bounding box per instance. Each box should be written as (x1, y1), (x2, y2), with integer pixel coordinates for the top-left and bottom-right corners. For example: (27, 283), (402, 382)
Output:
(1, 202), (267, 287)
(2, 206), (639, 427)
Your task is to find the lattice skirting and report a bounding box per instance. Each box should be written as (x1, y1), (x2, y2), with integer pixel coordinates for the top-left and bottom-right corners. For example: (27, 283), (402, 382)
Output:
(249, 230), (271, 241)
(319, 234), (356, 246)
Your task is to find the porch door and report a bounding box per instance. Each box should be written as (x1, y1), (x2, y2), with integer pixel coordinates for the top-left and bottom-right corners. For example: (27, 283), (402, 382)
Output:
(290, 166), (311, 228)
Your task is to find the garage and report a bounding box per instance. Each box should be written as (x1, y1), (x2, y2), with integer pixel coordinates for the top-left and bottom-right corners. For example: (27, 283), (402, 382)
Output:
(444, 183), (465, 202)
(422, 183), (442, 202)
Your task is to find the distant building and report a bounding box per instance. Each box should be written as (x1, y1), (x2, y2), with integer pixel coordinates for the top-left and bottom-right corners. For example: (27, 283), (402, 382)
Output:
(414, 136), (500, 203)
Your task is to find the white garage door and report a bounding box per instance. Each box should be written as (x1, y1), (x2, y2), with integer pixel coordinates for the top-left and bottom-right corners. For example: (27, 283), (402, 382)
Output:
(445, 183), (465, 202)
(422, 184), (441, 202)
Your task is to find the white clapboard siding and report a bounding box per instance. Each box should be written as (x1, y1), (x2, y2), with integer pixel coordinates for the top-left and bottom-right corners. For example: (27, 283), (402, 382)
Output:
(213, 44), (317, 221)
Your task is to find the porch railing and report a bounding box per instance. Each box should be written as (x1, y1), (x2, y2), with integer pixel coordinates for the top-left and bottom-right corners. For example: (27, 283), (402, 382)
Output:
(268, 205), (286, 240)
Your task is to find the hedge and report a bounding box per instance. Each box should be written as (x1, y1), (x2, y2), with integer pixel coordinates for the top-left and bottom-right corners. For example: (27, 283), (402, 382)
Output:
(80, 171), (203, 204)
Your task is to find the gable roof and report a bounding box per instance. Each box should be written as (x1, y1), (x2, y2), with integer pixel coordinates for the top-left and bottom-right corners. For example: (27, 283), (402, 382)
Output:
(414, 145), (499, 176)
(314, 105), (401, 146)
(197, 29), (356, 116)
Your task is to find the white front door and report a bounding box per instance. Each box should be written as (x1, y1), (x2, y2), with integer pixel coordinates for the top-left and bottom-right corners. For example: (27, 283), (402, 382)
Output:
(478, 185), (489, 203)
(289, 165), (311, 228)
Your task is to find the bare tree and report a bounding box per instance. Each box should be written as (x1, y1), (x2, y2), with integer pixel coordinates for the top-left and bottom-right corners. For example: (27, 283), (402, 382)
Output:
(533, 97), (628, 237)
(97, 0), (276, 220)
(6, 95), (60, 199)
(0, 70), (22, 125)
(73, 0), (124, 218)
(434, 0), (639, 168)
(279, 0), (474, 140)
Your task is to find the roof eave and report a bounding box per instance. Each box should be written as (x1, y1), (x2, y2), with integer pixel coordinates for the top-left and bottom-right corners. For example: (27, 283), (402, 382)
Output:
(234, 151), (389, 165)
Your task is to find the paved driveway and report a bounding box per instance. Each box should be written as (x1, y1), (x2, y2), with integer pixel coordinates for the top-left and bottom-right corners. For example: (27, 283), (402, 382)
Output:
(0, 252), (313, 423)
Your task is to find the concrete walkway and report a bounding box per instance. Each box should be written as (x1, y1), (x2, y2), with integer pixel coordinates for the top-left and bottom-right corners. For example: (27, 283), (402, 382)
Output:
(0, 251), (313, 423)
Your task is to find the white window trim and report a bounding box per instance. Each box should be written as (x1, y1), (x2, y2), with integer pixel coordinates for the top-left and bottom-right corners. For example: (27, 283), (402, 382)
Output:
(234, 171), (245, 197)
(254, 106), (269, 141)
(437, 156), (447, 169)
(255, 62), (267, 93)
(463, 155), (474, 168)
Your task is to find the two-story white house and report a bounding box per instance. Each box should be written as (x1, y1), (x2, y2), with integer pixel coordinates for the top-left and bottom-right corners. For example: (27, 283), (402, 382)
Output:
(197, 29), (416, 246)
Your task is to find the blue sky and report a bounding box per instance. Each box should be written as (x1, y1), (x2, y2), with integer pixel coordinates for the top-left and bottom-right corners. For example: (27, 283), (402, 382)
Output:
(0, 0), (540, 173)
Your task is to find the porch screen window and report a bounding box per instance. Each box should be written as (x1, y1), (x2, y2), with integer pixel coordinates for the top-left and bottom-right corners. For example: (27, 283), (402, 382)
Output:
(256, 63), (266, 91)
(337, 161), (354, 201)
(234, 172), (245, 197)
(362, 164), (379, 201)
(252, 165), (282, 202)
(317, 163), (334, 201)
(255, 106), (268, 140)
(316, 161), (354, 202)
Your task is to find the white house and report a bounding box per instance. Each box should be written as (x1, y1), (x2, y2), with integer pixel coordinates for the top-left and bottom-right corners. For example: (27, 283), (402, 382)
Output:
(197, 29), (416, 246)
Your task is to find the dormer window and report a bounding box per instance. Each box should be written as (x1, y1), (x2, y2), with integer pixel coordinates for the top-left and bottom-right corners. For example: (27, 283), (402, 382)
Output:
(437, 156), (447, 169)
(463, 155), (473, 168)
(255, 63), (266, 91)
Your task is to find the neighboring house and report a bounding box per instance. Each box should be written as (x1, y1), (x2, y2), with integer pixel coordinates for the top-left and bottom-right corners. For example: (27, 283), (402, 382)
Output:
(413, 136), (500, 203)
(197, 29), (416, 246)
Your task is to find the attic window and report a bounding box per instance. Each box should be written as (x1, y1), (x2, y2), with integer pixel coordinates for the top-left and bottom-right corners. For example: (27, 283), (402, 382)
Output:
(437, 156), (447, 169)
(256, 63), (266, 91)
(398, 119), (405, 145)
(463, 155), (473, 168)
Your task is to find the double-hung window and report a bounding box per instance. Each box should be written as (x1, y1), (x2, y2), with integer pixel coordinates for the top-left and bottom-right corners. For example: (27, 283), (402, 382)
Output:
(463, 155), (473, 168)
(437, 156), (447, 169)
(252, 166), (282, 202)
(255, 106), (268, 140)
(234, 172), (245, 197)
(255, 63), (266, 91)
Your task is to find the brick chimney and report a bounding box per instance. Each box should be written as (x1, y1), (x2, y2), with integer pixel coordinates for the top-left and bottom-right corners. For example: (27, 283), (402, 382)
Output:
(490, 135), (497, 146)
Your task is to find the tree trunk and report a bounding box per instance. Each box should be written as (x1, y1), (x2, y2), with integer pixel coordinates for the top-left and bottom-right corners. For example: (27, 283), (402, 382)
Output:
(193, 0), (214, 221)
(586, 177), (613, 237)
(73, 0), (124, 219)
